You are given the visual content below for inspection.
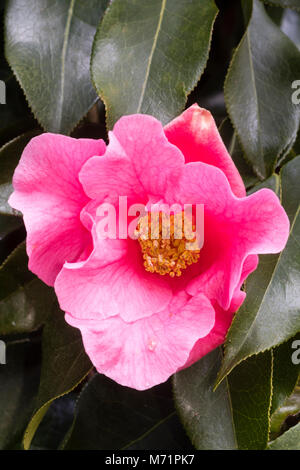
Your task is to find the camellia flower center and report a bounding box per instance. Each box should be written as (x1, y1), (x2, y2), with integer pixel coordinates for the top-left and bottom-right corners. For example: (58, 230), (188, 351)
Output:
(135, 212), (200, 278)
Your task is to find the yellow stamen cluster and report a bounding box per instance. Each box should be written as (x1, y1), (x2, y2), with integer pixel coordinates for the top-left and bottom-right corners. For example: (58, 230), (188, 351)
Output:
(135, 212), (200, 278)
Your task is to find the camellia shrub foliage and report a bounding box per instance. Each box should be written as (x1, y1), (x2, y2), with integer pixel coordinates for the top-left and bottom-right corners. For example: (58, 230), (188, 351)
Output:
(0, 0), (300, 451)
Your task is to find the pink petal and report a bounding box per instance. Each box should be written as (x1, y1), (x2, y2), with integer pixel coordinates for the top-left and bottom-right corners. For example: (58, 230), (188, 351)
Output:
(164, 104), (246, 197)
(80, 114), (184, 203)
(65, 292), (215, 390)
(9, 133), (106, 285)
(180, 253), (257, 369)
(79, 134), (144, 204)
(166, 162), (289, 310)
(238, 254), (258, 287)
(55, 239), (172, 322)
(183, 295), (241, 369)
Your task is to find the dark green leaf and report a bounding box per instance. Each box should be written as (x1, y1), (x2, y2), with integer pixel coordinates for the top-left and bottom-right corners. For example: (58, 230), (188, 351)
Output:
(265, 5), (284, 25)
(0, 340), (41, 449)
(228, 136), (260, 189)
(262, 0), (300, 11)
(0, 215), (23, 244)
(247, 174), (280, 195)
(0, 131), (40, 216)
(91, 0), (218, 128)
(268, 422), (300, 450)
(5, 0), (109, 134)
(293, 133), (300, 155)
(32, 394), (77, 450)
(270, 385), (300, 438)
(0, 40), (37, 147)
(281, 155), (300, 220)
(63, 375), (186, 450)
(0, 242), (56, 335)
(0, 215), (24, 264)
(228, 351), (273, 450)
(281, 8), (300, 49)
(282, 129), (300, 165)
(219, 118), (259, 189)
(173, 348), (272, 450)
(225, 0), (300, 178)
(174, 349), (237, 450)
(125, 413), (193, 450)
(23, 308), (92, 450)
(217, 156), (300, 386)
(271, 334), (300, 414)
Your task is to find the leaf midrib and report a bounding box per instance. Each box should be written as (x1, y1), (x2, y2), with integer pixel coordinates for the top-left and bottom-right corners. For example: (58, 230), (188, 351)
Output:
(246, 26), (264, 170)
(121, 411), (176, 449)
(136, 0), (167, 113)
(56, 0), (76, 128)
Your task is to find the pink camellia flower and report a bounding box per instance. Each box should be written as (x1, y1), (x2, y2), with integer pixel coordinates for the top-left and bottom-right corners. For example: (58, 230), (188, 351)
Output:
(9, 104), (289, 390)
